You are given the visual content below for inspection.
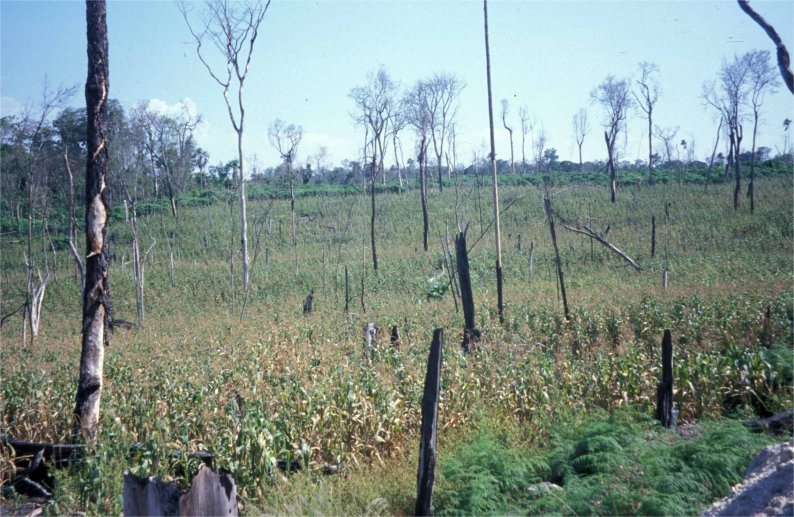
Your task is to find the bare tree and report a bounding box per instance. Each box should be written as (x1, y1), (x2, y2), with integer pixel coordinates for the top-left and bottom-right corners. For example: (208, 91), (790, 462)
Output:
(404, 81), (432, 251)
(737, 0), (793, 94)
(745, 50), (779, 211)
(180, 0), (270, 318)
(703, 53), (752, 210)
(633, 62), (660, 184)
(519, 106), (531, 173)
(572, 108), (589, 171)
(532, 125), (547, 173)
(350, 67), (396, 272)
(268, 119), (302, 272)
(500, 99), (515, 174)
(654, 125), (680, 166)
(427, 73), (464, 192)
(484, 0), (504, 323)
(136, 102), (200, 221)
(19, 81), (76, 344)
(592, 75), (632, 203)
(74, 0), (110, 442)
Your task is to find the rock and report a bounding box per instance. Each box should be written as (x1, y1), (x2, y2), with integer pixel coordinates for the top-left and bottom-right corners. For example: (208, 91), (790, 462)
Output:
(526, 481), (562, 497)
(702, 439), (794, 517)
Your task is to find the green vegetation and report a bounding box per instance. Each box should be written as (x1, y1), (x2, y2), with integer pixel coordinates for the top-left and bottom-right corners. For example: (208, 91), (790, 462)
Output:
(1, 176), (792, 514)
(435, 410), (776, 516)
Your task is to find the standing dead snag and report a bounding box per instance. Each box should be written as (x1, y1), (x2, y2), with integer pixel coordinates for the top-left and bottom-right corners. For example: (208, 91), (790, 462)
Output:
(415, 328), (443, 517)
(544, 195), (570, 321)
(179, 0), (270, 320)
(592, 76), (632, 203)
(302, 289), (314, 315)
(455, 231), (479, 352)
(655, 330), (675, 428)
(74, 0), (110, 442)
(483, 0), (505, 324)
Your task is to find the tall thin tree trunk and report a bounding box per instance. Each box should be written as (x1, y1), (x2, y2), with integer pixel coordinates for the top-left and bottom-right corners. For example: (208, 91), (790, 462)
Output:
(370, 157), (379, 272)
(578, 143), (583, 171)
(74, 0), (110, 442)
(733, 125), (743, 210)
(647, 114), (653, 184)
(238, 129), (251, 318)
(544, 196), (569, 320)
(507, 127), (515, 174)
(484, 0), (504, 324)
(419, 140), (429, 252)
(748, 112), (758, 212)
(705, 117), (723, 192)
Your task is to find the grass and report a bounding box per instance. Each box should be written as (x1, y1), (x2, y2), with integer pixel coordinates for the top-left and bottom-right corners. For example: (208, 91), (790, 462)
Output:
(1, 174), (792, 514)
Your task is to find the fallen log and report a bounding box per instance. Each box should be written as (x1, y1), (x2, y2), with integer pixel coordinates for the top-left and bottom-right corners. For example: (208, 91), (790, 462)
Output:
(561, 223), (643, 271)
(745, 408), (794, 434)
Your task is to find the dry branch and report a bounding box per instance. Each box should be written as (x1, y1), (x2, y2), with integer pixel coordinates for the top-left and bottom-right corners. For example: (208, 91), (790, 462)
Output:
(561, 223), (643, 271)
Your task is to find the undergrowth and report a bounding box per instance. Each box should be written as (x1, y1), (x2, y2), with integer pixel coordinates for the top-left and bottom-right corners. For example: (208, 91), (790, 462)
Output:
(434, 409), (780, 516)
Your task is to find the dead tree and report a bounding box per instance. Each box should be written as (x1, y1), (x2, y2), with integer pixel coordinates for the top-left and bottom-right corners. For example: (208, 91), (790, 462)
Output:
(703, 54), (752, 210)
(544, 195), (569, 321)
(483, 0), (504, 324)
(592, 76), (632, 203)
(427, 73), (464, 191)
(745, 50), (779, 212)
(501, 99), (515, 174)
(415, 328), (444, 517)
(633, 62), (660, 184)
(350, 67), (396, 272)
(404, 82), (433, 251)
(737, 0), (793, 94)
(180, 0), (270, 319)
(268, 119), (302, 273)
(561, 223), (642, 271)
(655, 330), (675, 428)
(572, 109), (589, 171)
(74, 0), (111, 442)
(455, 231), (479, 352)
(64, 149), (85, 297)
(519, 106), (531, 173)
(705, 116), (724, 191)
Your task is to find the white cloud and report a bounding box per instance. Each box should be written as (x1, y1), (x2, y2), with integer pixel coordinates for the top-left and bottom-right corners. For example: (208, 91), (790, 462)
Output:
(146, 97), (210, 149)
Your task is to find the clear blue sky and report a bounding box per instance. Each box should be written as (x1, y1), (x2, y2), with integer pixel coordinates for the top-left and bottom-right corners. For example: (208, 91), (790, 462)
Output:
(2, 0), (793, 171)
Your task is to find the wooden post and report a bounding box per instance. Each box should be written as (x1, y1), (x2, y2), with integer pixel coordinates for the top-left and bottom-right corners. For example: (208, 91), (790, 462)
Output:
(655, 329), (674, 428)
(455, 232), (480, 352)
(527, 240), (534, 282)
(344, 266), (349, 314)
(415, 328), (443, 517)
(391, 325), (400, 347)
(651, 215), (656, 259)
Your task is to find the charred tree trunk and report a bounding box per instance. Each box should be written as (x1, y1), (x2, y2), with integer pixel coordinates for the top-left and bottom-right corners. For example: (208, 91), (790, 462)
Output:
(655, 329), (674, 428)
(455, 231), (479, 352)
(733, 124), (743, 210)
(74, 0), (110, 442)
(651, 215), (656, 259)
(415, 328), (443, 517)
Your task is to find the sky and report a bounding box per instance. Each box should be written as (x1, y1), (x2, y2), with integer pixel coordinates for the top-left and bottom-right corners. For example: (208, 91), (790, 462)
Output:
(2, 0), (793, 172)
